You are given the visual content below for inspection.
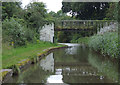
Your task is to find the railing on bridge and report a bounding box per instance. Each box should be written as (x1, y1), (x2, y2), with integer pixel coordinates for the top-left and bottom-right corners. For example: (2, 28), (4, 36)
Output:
(54, 20), (116, 34)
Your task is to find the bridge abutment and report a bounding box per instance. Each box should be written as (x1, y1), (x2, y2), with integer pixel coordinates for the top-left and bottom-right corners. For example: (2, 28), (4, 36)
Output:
(39, 20), (118, 43)
(40, 23), (54, 43)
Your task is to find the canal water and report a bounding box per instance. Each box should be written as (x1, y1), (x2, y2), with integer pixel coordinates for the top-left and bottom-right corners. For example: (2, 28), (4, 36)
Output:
(6, 43), (118, 84)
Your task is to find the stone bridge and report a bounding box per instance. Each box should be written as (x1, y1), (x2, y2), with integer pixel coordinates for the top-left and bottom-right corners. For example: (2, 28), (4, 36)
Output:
(40, 20), (117, 43)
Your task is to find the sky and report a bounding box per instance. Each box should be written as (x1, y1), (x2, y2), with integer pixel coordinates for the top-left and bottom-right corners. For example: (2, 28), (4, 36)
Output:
(21, 0), (63, 13)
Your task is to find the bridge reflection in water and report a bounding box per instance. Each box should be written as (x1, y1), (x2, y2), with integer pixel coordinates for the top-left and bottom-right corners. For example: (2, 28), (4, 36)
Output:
(5, 43), (118, 84)
(53, 44), (118, 83)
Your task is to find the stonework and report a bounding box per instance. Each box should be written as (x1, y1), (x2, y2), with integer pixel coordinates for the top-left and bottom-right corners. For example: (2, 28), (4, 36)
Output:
(97, 22), (118, 35)
(0, 69), (13, 83)
(40, 23), (54, 43)
(39, 21), (118, 42)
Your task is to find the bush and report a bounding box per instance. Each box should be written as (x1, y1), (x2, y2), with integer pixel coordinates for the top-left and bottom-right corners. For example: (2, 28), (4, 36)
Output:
(77, 37), (89, 44)
(24, 28), (35, 42)
(70, 34), (82, 43)
(2, 17), (27, 47)
(89, 32), (118, 58)
(75, 31), (118, 58)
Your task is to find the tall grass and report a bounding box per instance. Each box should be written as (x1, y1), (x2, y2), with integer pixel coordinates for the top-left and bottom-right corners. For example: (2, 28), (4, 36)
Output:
(75, 31), (118, 58)
(89, 32), (118, 58)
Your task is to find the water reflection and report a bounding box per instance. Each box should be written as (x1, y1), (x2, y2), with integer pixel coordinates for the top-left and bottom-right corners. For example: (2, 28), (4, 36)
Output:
(40, 53), (54, 72)
(5, 43), (118, 84)
(88, 51), (118, 82)
(47, 75), (63, 83)
(65, 46), (79, 55)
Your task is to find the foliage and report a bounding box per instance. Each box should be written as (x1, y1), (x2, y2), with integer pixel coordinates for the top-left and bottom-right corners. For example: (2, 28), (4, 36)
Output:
(106, 2), (118, 20)
(118, 2), (120, 22)
(55, 31), (87, 43)
(24, 2), (48, 32)
(62, 2), (109, 20)
(48, 10), (74, 22)
(72, 31), (118, 59)
(72, 31), (118, 58)
(2, 17), (27, 47)
(2, 2), (22, 20)
(56, 31), (71, 43)
(24, 28), (35, 42)
(70, 33), (82, 43)
(2, 2), (56, 47)
(2, 2), (75, 46)
(70, 36), (89, 44)
(55, 30), (92, 43)
(77, 37), (89, 44)
(89, 32), (118, 58)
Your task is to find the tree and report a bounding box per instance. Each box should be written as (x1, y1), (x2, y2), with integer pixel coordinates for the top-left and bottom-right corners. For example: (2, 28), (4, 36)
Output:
(24, 2), (48, 32)
(49, 11), (57, 17)
(106, 2), (118, 20)
(49, 10), (73, 21)
(62, 2), (109, 20)
(2, 17), (27, 47)
(2, 2), (22, 20)
(118, 2), (120, 22)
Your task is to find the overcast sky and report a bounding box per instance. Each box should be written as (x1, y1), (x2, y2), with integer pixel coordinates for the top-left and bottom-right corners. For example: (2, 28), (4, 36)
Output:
(21, 0), (63, 13)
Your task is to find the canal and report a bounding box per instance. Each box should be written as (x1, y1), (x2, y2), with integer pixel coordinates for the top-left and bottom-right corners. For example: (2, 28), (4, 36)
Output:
(6, 43), (118, 84)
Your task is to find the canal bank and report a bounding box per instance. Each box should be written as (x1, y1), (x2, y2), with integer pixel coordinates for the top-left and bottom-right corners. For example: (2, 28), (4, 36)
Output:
(71, 31), (118, 59)
(3, 43), (119, 84)
(1, 42), (68, 84)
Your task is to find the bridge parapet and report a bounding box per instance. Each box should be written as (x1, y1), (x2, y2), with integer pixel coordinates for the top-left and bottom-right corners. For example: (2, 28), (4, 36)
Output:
(54, 20), (117, 33)
(40, 20), (117, 43)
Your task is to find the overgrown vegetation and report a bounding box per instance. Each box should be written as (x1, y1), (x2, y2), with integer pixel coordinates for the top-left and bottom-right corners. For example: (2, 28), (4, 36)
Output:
(2, 2), (73, 47)
(72, 31), (118, 58)
(71, 37), (89, 44)
(49, 2), (119, 43)
(2, 2), (49, 47)
(2, 2), (71, 69)
(1, 1), (119, 69)
(60, 2), (119, 59)
(3, 18), (27, 47)
(89, 32), (118, 58)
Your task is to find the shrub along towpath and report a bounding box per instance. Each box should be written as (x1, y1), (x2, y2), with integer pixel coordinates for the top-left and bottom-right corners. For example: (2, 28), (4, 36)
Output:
(73, 31), (118, 59)
(1, 41), (68, 83)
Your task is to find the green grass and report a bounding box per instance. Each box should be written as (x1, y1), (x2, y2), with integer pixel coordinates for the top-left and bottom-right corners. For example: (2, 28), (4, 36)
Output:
(2, 41), (62, 69)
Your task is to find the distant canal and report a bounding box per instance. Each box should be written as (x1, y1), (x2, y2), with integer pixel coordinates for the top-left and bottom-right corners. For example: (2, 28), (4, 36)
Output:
(6, 43), (118, 84)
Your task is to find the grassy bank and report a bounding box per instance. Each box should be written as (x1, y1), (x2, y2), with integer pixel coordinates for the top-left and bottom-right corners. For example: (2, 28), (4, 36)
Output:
(89, 32), (118, 58)
(2, 41), (63, 69)
(71, 31), (118, 58)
